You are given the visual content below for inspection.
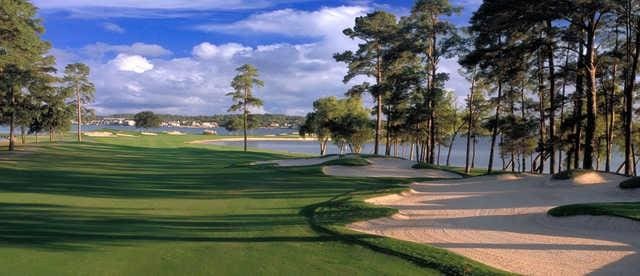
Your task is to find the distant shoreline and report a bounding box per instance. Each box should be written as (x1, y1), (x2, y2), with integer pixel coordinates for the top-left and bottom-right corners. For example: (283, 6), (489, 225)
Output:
(189, 137), (318, 144)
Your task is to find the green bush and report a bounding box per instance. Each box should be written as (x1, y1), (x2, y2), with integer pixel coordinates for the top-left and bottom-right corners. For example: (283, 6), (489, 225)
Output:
(620, 177), (640, 189)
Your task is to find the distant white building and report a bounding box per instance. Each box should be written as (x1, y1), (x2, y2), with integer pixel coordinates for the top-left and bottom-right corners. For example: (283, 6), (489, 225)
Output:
(124, 120), (136, 126)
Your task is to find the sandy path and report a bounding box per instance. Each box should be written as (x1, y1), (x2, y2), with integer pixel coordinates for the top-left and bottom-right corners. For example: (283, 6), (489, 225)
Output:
(350, 173), (640, 275)
(323, 158), (462, 179)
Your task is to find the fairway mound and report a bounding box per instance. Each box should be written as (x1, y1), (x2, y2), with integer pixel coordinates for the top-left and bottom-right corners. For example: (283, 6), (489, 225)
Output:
(115, 133), (138, 137)
(252, 155), (339, 167)
(84, 131), (115, 137)
(349, 173), (640, 275)
(323, 158), (462, 179)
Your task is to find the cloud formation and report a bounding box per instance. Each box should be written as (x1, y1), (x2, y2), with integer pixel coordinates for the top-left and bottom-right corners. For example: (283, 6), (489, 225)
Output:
(102, 22), (125, 33)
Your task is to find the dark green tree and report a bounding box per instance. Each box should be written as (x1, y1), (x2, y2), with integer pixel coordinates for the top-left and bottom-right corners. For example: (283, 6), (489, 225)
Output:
(134, 111), (161, 129)
(227, 64), (264, 152)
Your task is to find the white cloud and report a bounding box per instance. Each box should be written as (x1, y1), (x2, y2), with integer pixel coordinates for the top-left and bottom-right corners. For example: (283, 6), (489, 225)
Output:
(192, 43), (251, 60)
(84, 42), (172, 58)
(102, 22), (125, 33)
(197, 6), (368, 38)
(110, 54), (155, 73)
(48, 5), (471, 116)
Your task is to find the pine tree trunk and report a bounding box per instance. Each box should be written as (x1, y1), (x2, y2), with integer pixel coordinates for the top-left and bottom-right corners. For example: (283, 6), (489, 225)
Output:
(537, 52), (546, 173)
(488, 82), (502, 173)
(583, 19), (598, 170)
(8, 86), (15, 151)
(465, 75), (477, 174)
(546, 20), (557, 174)
(574, 42), (585, 170)
(77, 90), (82, 143)
(623, 16), (639, 176)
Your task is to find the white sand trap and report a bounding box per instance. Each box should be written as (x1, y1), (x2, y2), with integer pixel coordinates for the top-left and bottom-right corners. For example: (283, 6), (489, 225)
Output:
(573, 171), (608, 185)
(323, 158), (462, 179)
(141, 132), (158, 136)
(165, 131), (186, 135)
(349, 172), (640, 275)
(252, 155), (339, 167)
(84, 131), (115, 137)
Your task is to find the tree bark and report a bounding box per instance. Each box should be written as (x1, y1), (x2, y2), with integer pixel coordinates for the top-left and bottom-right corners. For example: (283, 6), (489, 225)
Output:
(537, 52), (546, 173)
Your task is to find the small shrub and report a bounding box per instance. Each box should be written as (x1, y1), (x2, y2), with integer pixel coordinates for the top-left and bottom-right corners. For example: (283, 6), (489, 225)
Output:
(620, 177), (640, 189)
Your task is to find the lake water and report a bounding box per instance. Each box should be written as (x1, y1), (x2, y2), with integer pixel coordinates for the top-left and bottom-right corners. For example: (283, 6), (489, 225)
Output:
(212, 136), (633, 173)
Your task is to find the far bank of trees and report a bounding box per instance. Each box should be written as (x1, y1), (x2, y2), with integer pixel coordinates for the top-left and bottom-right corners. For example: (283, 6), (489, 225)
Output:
(1, 0), (95, 150)
(322, 0), (639, 176)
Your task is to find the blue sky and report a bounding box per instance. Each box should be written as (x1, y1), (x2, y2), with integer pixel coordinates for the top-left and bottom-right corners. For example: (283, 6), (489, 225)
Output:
(35, 0), (481, 115)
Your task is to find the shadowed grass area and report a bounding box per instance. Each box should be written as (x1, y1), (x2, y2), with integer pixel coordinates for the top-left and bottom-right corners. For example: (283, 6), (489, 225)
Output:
(620, 177), (640, 189)
(322, 156), (371, 166)
(548, 202), (640, 222)
(0, 135), (507, 275)
(412, 163), (493, 177)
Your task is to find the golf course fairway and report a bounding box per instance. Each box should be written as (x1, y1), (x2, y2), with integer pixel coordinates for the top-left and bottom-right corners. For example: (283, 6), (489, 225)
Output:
(0, 135), (507, 275)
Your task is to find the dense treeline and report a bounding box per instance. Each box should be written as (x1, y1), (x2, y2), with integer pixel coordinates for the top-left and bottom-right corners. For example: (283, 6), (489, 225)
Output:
(315, 0), (639, 176)
(1, 0), (95, 149)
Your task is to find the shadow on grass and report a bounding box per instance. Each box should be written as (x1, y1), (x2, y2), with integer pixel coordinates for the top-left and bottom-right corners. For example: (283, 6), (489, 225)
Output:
(0, 202), (383, 251)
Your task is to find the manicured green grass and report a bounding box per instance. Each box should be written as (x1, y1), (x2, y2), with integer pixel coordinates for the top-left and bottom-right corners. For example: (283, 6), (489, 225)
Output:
(0, 135), (508, 275)
(548, 202), (640, 222)
(322, 156), (371, 166)
(620, 177), (640, 189)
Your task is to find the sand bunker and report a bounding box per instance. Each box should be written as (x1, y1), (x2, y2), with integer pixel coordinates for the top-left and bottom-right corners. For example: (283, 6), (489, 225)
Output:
(253, 156), (339, 167)
(84, 131), (115, 137)
(323, 158), (462, 179)
(165, 131), (186, 135)
(350, 172), (639, 275)
(141, 132), (158, 136)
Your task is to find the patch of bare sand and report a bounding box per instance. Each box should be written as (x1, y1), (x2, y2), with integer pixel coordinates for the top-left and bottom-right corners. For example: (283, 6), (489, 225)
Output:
(84, 131), (115, 137)
(323, 158), (462, 179)
(349, 172), (640, 275)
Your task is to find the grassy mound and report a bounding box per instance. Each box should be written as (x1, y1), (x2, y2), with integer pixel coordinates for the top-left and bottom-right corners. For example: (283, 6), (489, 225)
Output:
(551, 169), (593, 180)
(322, 155), (370, 166)
(620, 177), (640, 189)
(548, 202), (640, 222)
(412, 163), (490, 177)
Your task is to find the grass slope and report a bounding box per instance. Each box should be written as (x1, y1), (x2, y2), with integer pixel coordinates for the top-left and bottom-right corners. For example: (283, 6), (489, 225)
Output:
(548, 202), (640, 222)
(0, 135), (507, 275)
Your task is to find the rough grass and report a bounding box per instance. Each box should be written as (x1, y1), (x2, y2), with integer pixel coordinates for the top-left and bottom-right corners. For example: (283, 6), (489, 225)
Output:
(412, 163), (490, 177)
(0, 134), (508, 275)
(619, 177), (640, 189)
(322, 156), (371, 166)
(548, 202), (640, 222)
(552, 169), (591, 180)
